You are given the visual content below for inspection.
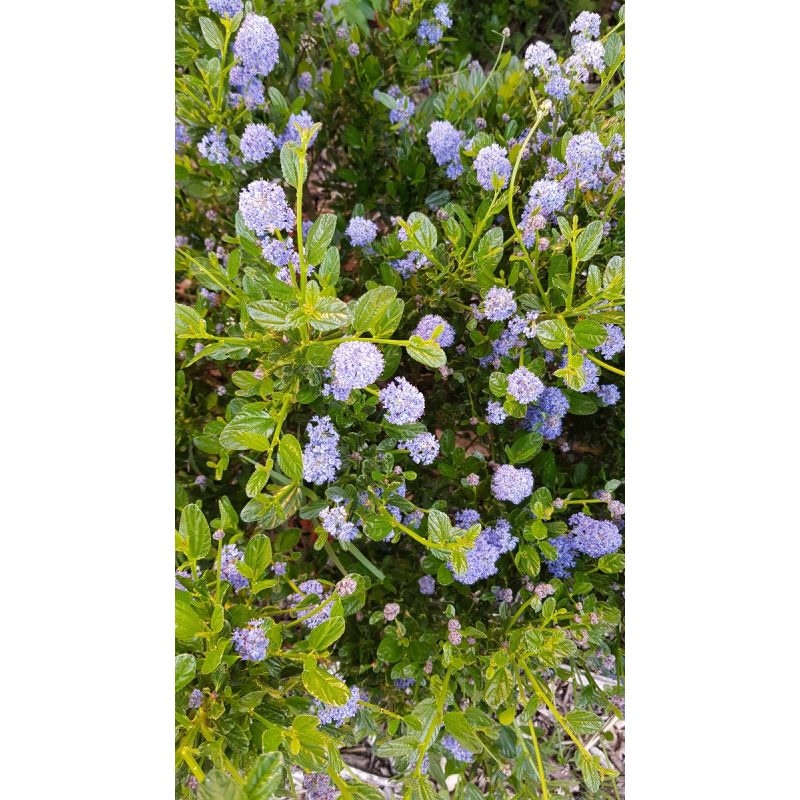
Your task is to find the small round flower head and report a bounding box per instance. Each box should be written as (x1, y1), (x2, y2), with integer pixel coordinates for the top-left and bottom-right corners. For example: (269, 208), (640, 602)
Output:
(448, 630), (463, 645)
(390, 96), (415, 130)
(546, 534), (577, 578)
(596, 324), (625, 359)
(574, 38), (606, 72)
(211, 528), (225, 542)
(220, 543), (249, 590)
(428, 121), (463, 166)
(272, 561), (287, 575)
(454, 509), (480, 529)
(240, 123), (277, 163)
(314, 684), (360, 727)
(175, 118), (191, 150)
(336, 576), (358, 596)
(417, 19), (443, 45)
(329, 341), (385, 399)
(608, 500), (625, 518)
(384, 602), (400, 621)
(260, 235), (298, 269)
(302, 415), (341, 485)
(466, 473), (480, 486)
(195, 474), (207, 489)
(494, 587), (513, 603)
(298, 71), (313, 91)
(187, 776), (199, 790)
(565, 131), (605, 186)
(473, 144), (511, 191)
(175, 235), (188, 250)
(345, 216), (378, 246)
(475, 117), (486, 131)
(570, 513), (623, 557)
(534, 582), (555, 599)
(570, 10), (601, 38)
(419, 574), (436, 595)
(545, 71), (572, 100)
(290, 580), (332, 629)
(491, 464), (534, 504)
(216, 386), (227, 397)
(483, 287), (517, 321)
(380, 377), (425, 424)
(313, 10), (324, 23)
(433, 3), (452, 27)
(320, 505), (358, 541)
(239, 180), (294, 236)
(401, 432), (440, 465)
(198, 129), (230, 165)
(412, 314), (455, 347)
(278, 111), (319, 148)
(446, 161), (464, 179)
(228, 66), (265, 109)
(527, 179), (568, 218)
(441, 734), (474, 763)
(447, 618), (461, 632)
(524, 42), (557, 75)
(231, 619), (269, 661)
(207, 0), (243, 15)
(580, 358), (600, 392)
(486, 400), (507, 425)
(234, 14), (280, 76)
(348, 42), (360, 57)
(507, 367), (545, 404)
(596, 384), (621, 406)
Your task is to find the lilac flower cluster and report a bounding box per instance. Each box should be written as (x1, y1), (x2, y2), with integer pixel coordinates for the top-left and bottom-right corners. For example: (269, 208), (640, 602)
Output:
(427, 121), (464, 177)
(303, 773), (337, 800)
(327, 341), (385, 400)
(261, 235), (299, 268)
(228, 66), (264, 109)
(220, 544), (249, 590)
(239, 180), (294, 236)
(565, 131), (606, 189)
(491, 464), (534, 504)
(345, 216), (378, 246)
(207, 0), (242, 16)
(524, 42), (557, 76)
(455, 509), (481, 528)
(486, 400), (507, 425)
(390, 96), (415, 130)
(240, 123), (277, 163)
(298, 71), (313, 91)
(448, 519), (518, 585)
(314, 684), (360, 727)
(596, 384), (621, 406)
(569, 512), (623, 557)
(596, 324), (625, 359)
(188, 688), (203, 709)
(198, 129), (230, 165)
(419, 574), (436, 595)
(391, 250), (426, 279)
(175, 118), (191, 150)
(401, 432), (439, 465)
(441, 734), (474, 763)
(507, 367), (545, 404)
(482, 287), (517, 321)
(394, 678), (415, 690)
(277, 111), (319, 149)
(231, 619), (269, 661)
(233, 14), (280, 76)
(524, 386), (570, 440)
(434, 3), (452, 26)
(570, 10), (601, 38)
(319, 504), (357, 541)
(290, 580), (332, 629)
(473, 144), (511, 191)
(380, 377), (425, 424)
(302, 415), (341, 485)
(412, 314), (455, 347)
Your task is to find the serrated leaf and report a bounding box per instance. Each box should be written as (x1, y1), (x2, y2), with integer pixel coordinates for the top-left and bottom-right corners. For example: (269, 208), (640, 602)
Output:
(181, 503), (211, 561)
(199, 17), (224, 49)
(280, 142), (302, 188)
(598, 553), (625, 573)
(565, 709), (603, 734)
(245, 753), (285, 800)
(278, 434), (303, 481)
(308, 296), (350, 332)
(353, 286), (397, 333)
(219, 413), (274, 451)
(575, 221), (604, 262)
(175, 654), (196, 690)
(175, 594), (204, 640)
(443, 711), (483, 753)
(247, 300), (294, 330)
(175, 304), (210, 339)
(197, 770), (246, 800)
(407, 335), (446, 368)
(244, 534), (273, 579)
(536, 319), (570, 349)
(406, 211), (438, 251)
(305, 214), (337, 266)
(309, 617), (346, 651)
(573, 319), (608, 349)
(302, 663), (350, 706)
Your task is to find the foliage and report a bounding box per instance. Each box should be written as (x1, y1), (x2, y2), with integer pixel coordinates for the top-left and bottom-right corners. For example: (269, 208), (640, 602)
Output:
(176, 1), (625, 797)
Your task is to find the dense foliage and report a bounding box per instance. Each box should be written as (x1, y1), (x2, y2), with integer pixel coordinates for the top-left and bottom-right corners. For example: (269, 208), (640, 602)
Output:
(175, 1), (625, 797)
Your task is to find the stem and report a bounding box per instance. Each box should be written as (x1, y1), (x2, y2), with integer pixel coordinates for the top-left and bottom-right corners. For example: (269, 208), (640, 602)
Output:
(413, 667), (452, 776)
(358, 700), (405, 721)
(285, 591), (337, 628)
(214, 537), (223, 602)
(506, 594), (536, 633)
(345, 542), (386, 581)
(528, 720), (550, 800)
(586, 353), (625, 377)
(382, 510), (460, 551)
(323, 540), (348, 576)
(215, 23), (232, 112)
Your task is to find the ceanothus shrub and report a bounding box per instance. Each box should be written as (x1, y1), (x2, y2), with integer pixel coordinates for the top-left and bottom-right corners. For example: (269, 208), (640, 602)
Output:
(175, 2), (625, 797)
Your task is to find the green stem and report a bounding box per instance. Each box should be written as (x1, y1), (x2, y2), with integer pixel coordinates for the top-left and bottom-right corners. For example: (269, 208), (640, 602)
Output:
(215, 23), (232, 112)
(413, 667), (452, 777)
(358, 700), (405, 721)
(506, 594), (536, 633)
(382, 510), (460, 551)
(345, 542), (386, 581)
(586, 353), (625, 377)
(323, 540), (348, 577)
(285, 591), (337, 628)
(529, 720), (550, 800)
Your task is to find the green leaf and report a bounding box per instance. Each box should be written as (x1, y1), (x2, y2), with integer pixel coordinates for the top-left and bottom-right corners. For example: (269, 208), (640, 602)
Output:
(278, 434), (303, 481)
(175, 654), (196, 690)
(175, 594), (204, 640)
(573, 319), (608, 349)
(443, 711), (484, 753)
(175, 304), (210, 339)
(598, 553), (625, 573)
(202, 638), (229, 674)
(309, 617), (346, 651)
(245, 753), (285, 800)
(575, 221), (604, 262)
(567, 392), (598, 416)
(509, 432), (543, 464)
(219, 412), (274, 451)
(406, 211), (438, 251)
(377, 635), (403, 662)
(586, 265), (602, 295)
(604, 33), (623, 68)
(267, 87), (289, 115)
(514, 545), (540, 578)
(373, 737), (417, 758)
(475, 227), (504, 272)
(371, 298), (404, 338)
(280, 142), (302, 188)
(308, 296), (350, 332)
(577, 751), (601, 793)
(305, 214), (337, 266)
(245, 534), (273, 579)
(199, 17), (224, 49)
(536, 318), (570, 349)
(302, 662), (350, 706)
(565, 709), (603, 734)
(306, 342), (334, 367)
(352, 286), (397, 333)
(319, 246), (340, 287)
(247, 300), (294, 330)
(181, 503), (211, 561)
(484, 666), (512, 709)
(489, 371), (508, 397)
(407, 335), (446, 368)
(374, 90), (398, 109)
(197, 770), (246, 800)
(365, 515), (393, 542)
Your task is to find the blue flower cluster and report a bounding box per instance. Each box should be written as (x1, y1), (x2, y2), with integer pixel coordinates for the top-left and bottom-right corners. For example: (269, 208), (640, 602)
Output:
(207, 0), (242, 16)
(379, 377), (425, 424)
(220, 544), (248, 590)
(486, 400), (507, 425)
(302, 415), (341, 485)
(419, 574), (436, 595)
(507, 366), (545, 404)
(175, 118), (191, 150)
(596, 324), (625, 359)
(390, 96), (416, 130)
(491, 464), (534, 504)
(546, 512), (623, 577)
(298, 71), (313, 91)
(319, 504), (357, 541)
(523, 42), (557, 76)
(233, 14), (280, 76)
(188, 688), (203, 708)
(441, 734), (474, 763)
(524, 386), (570, 440)
(327, 341), (385, 400)
(231, 619), (269, 661)
(239, 180), (294, 236)
(345, 216), (378, 246)
(394, 678), (415, 690)
(482, 287), (517, 321)
(412, 314), (455, 347)
(473, 144), (511, 191)
(427, 121), (463, 177)
(401, 432), (440, 465)
(448, 519), (518, 585)
(198, 129), (230, 165)
(314, 684), (360, 727)
(290, 580), (332, 629)
(240, 123), (276, 163)
(228, 66), (264, 109)
(303, 773), (337, 800)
